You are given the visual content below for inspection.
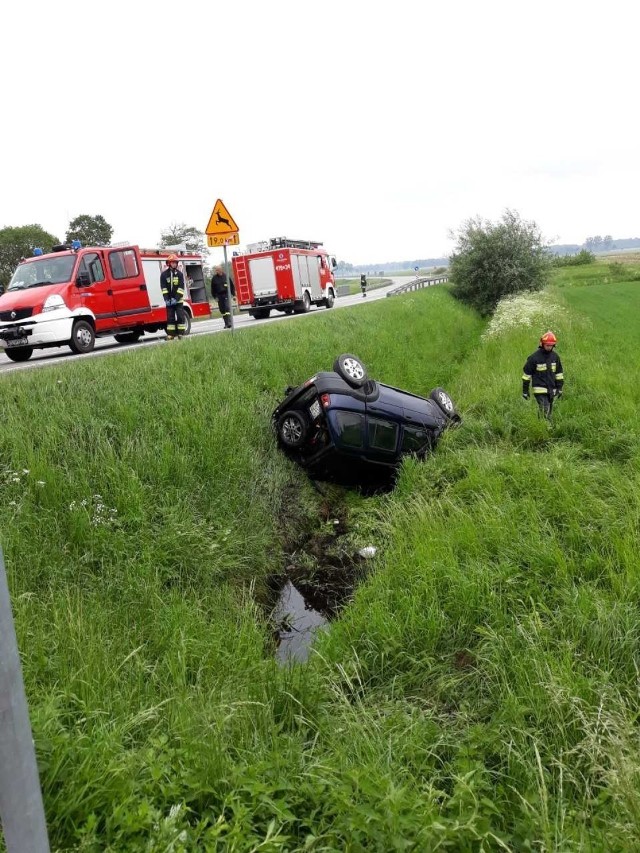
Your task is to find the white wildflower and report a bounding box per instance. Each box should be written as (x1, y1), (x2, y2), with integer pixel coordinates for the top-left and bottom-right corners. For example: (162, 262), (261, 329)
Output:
(482, 292), (566, 340)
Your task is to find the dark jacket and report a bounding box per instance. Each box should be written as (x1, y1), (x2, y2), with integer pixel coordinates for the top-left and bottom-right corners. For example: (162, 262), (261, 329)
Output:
(522, 347), (564, 396)
(211, 272), (235, 299)
(160, 268), (185, 303)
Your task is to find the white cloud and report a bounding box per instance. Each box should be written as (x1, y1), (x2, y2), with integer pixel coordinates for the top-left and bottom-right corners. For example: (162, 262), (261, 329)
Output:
(2, 0), (639, 265)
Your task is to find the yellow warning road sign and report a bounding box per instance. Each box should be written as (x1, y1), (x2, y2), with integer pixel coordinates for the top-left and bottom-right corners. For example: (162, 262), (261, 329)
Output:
(205, 199), (239, 235)
(207, 233), (240, 247)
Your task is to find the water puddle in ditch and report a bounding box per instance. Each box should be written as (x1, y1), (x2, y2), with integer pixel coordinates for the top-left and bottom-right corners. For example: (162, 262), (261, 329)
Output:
(267, 494), (374, 664)
(272, 581), (330, 664)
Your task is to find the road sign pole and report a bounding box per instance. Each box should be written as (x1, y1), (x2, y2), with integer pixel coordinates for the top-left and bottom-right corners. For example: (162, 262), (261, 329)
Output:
(0, 546), (50, 853)
(223, 244), (234, 332)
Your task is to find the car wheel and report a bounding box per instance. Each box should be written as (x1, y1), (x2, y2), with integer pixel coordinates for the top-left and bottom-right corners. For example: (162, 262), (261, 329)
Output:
(69, 319), (96, 354)
(253, 308), (271, 319)
(277, 410), (310, 448)
(182, 310), (192, 336)
(333, 353), (368, 388)
(429, 387), (457, 418)
(4, 346), (33, 362)
(295, 292), (311, 314)
(114, 331), (142, 344)
(324, 290), (334, 309)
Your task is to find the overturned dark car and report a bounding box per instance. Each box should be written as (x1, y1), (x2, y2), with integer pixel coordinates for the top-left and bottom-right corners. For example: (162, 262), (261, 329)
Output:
(272, 354), (461, 488)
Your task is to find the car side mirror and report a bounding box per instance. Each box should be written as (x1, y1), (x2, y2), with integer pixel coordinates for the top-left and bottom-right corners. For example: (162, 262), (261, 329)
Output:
(76, 272), (91, 287)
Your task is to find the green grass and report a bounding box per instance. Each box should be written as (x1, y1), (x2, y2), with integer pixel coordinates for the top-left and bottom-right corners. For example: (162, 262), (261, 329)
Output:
(2, 264), (640, 850)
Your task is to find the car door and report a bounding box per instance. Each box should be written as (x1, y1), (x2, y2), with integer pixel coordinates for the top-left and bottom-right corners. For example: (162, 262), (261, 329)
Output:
(107, 248), (151, 324)
(75, 251), (116, 330)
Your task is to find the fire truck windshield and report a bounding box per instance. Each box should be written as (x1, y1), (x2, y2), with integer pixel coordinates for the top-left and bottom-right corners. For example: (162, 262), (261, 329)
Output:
(8, 256), (76, 290)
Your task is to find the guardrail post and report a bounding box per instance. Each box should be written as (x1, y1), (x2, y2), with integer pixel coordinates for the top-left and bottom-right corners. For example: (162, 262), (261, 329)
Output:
(0, 546), (50, 852)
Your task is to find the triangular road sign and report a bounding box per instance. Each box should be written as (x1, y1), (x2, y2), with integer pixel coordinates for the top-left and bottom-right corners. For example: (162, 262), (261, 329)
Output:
(205, 199), (239, 235)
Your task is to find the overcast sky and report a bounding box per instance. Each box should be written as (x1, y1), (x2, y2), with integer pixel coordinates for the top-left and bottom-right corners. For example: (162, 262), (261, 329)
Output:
(2, 0), (637, 265)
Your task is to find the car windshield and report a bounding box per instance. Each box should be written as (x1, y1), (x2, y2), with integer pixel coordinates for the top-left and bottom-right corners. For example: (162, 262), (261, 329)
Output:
(8, 256), (76, 290)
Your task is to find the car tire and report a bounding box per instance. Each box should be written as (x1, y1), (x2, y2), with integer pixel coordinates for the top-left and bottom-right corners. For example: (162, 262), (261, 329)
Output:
(324, 289), (334, 309)
(5, 346), (33, 362)
(429, 387), (458, 418)
(333, 353), (368, 388)
(69, 319), (96, 354)
(294, 292), (311, 314)
(182, 310), (192, 336)
(277, 410), (310, 449)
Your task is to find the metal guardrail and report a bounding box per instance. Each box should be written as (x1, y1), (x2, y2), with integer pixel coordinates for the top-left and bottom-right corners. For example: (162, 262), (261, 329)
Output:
(386, 275), (449, 296)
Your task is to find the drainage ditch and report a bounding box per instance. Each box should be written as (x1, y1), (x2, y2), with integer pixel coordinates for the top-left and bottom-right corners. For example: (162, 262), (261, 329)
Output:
(266, 493), (374, 664)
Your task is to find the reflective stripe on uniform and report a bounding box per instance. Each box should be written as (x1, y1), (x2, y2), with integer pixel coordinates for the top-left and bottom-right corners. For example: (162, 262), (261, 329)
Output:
(522, 373), (532, 381)
(556, 373), (564, 380)
(533, 387), (550, 394)
(536, 364), (547, 371)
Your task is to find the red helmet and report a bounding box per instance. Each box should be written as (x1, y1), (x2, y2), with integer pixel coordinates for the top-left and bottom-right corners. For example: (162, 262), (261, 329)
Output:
(166, 254), (178, 264)
(540, 331), (557, 347)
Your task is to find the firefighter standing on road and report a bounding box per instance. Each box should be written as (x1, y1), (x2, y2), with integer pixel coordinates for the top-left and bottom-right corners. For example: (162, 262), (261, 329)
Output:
(160, 255), (187, 340)
(522, 331), (564, 419)
(360, 274), (367, 297)
(211, 265), (235, 329)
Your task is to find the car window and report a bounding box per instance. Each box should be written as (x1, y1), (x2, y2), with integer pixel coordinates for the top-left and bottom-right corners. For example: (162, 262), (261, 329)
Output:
(334, 412), (365, 448)
(401, 426), (430, 453)
(368, 418), (398, 453)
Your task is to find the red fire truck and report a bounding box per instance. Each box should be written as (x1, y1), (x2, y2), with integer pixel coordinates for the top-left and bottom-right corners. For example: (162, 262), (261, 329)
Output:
(0, 243), (211, 361)
(232, 237), (337, 319)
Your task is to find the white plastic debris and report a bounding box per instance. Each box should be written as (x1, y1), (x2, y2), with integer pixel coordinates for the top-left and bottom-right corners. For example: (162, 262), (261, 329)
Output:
(358, 546), (377, 559)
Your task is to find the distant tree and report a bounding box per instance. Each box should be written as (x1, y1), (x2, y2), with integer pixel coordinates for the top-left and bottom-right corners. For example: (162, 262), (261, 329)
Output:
(603, 234), (613, 250)
(449, 209), (550, 316)
(0, 224), (60, 290)
(65, 214), (113, 247)
(159, 223), (207, 254)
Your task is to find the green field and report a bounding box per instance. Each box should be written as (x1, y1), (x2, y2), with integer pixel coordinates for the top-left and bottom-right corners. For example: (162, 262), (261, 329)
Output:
(2, 263), (640, 851)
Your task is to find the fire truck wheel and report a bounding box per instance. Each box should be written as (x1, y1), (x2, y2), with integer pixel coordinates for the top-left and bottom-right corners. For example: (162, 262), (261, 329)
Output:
(252, 308), (271, 320)
(182, 312), (192, 335)
(277, 410), (310, 449)
(69, 319), (96, 354)
(4, 346), (33, 362)
(324, 290), (335, 309)
(333, 353), (369, 388)
(114, 331), (142, 344)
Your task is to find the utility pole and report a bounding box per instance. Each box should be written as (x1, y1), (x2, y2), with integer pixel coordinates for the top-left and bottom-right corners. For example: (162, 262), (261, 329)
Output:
(0, 546), (50, 852)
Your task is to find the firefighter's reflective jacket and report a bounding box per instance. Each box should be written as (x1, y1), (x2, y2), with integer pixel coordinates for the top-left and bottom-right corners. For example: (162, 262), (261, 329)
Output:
(160, 268), (185, 303)
(522, 347), (564, 396)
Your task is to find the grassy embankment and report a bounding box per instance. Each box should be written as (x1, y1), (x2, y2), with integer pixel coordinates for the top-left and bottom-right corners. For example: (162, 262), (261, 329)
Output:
(2, 261), (640, 850)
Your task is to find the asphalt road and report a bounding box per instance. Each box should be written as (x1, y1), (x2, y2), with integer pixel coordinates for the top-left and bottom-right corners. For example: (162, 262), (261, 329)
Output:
(0, 278), (409, 376)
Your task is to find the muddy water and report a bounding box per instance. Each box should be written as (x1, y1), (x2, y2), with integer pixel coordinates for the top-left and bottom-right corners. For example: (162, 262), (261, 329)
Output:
(272, 581), (328, 664)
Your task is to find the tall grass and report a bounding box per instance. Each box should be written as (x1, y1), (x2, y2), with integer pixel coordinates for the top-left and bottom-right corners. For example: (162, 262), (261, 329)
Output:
(2, 267), (640, 850)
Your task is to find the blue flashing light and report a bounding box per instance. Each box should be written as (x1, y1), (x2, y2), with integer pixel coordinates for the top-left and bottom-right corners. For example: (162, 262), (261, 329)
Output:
(71, 240), (82, 251)
(33, 247), (44, 256)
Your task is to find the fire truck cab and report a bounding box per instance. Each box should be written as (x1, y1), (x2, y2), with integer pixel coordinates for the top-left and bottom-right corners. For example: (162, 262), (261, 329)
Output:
(0, 243), (211, 361)
(232, 237), (337, 319)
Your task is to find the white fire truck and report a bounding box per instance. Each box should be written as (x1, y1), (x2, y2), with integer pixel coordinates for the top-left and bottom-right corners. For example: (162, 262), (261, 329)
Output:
(232, 237), (337, 319)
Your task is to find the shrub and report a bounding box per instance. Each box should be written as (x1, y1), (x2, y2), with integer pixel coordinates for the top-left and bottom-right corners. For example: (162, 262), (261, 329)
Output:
(551, 249), (596, 267)
(449, 210), (551, 316)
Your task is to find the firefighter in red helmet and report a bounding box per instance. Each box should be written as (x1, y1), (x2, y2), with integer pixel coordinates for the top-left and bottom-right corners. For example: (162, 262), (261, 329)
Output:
(160, 255), (187, 339)
(522, 331), (564, 419)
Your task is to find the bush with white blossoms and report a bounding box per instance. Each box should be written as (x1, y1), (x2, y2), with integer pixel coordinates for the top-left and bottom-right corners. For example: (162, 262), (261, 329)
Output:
(482, 291), (566, 339)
